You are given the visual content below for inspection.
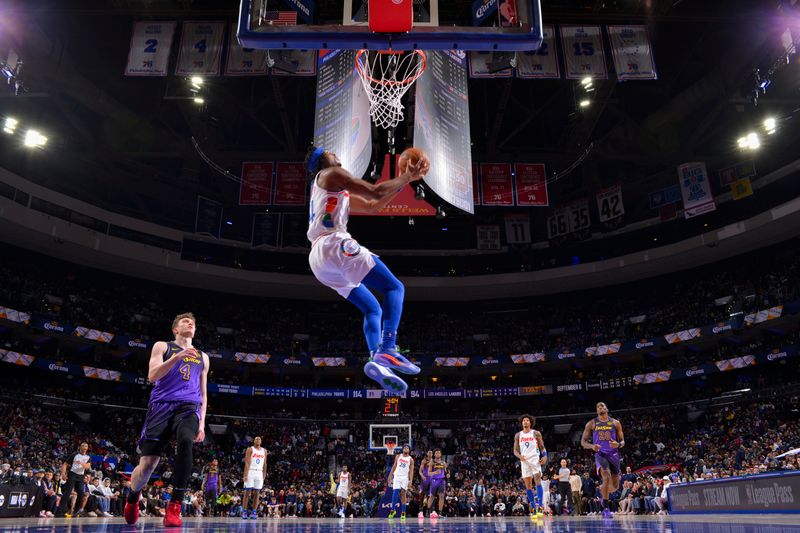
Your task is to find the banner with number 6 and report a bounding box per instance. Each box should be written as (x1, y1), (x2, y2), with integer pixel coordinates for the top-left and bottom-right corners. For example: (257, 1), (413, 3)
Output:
(176, 21), (225, 76)
(560, 25), (607, 80)
(125, 21), (176, 76)
(596, 184), (625, 222)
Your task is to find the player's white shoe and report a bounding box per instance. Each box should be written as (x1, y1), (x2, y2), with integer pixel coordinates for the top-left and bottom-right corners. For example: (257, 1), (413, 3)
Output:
(364, 361), (408, 394)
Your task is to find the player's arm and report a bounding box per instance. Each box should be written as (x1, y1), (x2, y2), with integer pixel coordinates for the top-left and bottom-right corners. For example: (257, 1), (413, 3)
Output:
(611, 420), (625, 449)
(409, 458), (415, 484)
(201, 469), (206, 491)
(418, 460), (426, 478)
(263, 450), (268, 478)
(147, 341), (185, 382)
(195, 352), (209, 443)
(321, 162), (427, 214)
(243, 447), (252, 480)
(444, 462), (450, 479)
(513, 432), (522, 460)
(535, 431), (548, 466)
(581, 420), (600, 451)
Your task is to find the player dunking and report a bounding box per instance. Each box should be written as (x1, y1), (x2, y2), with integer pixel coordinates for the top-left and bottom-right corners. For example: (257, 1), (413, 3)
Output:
(426, 449), (448, 519)
(304, 146), (428, 393)
(513, 414), (547, 520)
(124, 313), (209, 527)
(417, 450), (433, 518)
(581, 402), (625, 519)
(387, 444), (414, 520)
(335, 464), (351, 518)
(241, 436), (267, 519)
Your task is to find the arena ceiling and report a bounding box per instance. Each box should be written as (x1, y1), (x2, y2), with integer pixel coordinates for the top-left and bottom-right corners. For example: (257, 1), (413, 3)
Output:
(0, 0), (798, 246)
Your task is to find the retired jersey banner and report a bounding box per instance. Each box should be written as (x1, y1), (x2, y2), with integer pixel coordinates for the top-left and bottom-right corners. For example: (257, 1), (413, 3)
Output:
(271, 50), (317, 76)
(561, 26), (607, 80)
(175, 22), (225, 76)
(239, 162), (273, 205)
(648, 184), (681, 210)
(480, 163), (514, 205)
(125, 22), (176, 76)
(517, 25), (560, 79)
(607, 26), (658, 81)
(274, 162), (307, 206)
(225, 23), (268, 76)
(596, 183), (625, 221)
(468, 51), (513, 78)
(678, 162), (716, 219)
(514, 163), (548, 206)
(195, 196), (223, 238)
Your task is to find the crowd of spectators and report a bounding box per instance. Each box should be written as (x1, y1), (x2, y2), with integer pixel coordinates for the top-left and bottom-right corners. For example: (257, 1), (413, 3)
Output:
(1, 381), (798, 519)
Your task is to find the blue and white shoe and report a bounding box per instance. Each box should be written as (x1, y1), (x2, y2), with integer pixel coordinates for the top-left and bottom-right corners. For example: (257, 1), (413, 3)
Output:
(372, 348), (420, 375)
(364, 361), (408, 394)
(250, 510), (258, 519)
(241, 510), (248, 520)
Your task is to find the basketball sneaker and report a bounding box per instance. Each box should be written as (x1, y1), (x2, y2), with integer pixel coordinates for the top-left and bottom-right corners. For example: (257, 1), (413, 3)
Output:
(387, 510), (396, 519)
(418, 512), (424, 519)
(123, 495), (140, 525)
(251, 510), (258, 519)
(364, 361), (408, 394)
(400, 512), (406, 520)
(430, 511), (439, 519)
(536, 506), (544, 518)
(163, 501), (182, 527)
(602, 508), (613, 519)
(372, 349), (420, 375)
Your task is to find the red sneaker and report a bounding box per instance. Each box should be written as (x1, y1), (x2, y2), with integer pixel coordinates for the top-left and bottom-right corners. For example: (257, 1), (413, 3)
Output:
(123, 494), (140, 525)
(164, 501), (182, 527)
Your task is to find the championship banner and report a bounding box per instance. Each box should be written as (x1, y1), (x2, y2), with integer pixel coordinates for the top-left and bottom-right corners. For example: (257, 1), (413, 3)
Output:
(175, 22), (225, 76)
(516, 25), (560, 79)
(434, 357), (470, 367)
(678, 162), (716, 219)
(585, 343), (622, 357)
(607, 26), (658, 81)
(560, 26), (608, 80)
(480, 163), (514, 206)
(125, 21), (176, 77)
(314, 50), (372, 181)
(413, 51), (474, 214)
(233, 352), (271, 364)
(504, 214), (531, 244)
(224, 23), (268, 76)
(473, 163), (481, 206)
(468, 51), (513, 78)
(648, 184), (681, 210)
(744, 305), (783, 326)
(476, 225), (501, 250)
(251, 213), (281, 248)
(0, 306), (30, 324)
(664, 328), (701, 344)
(566, 199), (591, 233)
(273, 162), (307, 206)
(731, 177), (753, 200)
(546, 208), (569, 239)
(239, 162), (273, 205)
(511, 353), (546, 364)
(514, 163), (548, 206)
(596, 183), (625, 222)
(73, 327), (114, 343)
(195, 196), (223, 238)
(633, 370), (671, 385)
(271, 50), (317, 76)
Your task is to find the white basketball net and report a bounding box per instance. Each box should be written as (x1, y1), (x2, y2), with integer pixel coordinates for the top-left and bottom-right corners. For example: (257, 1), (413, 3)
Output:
(355, 50), (426, 130)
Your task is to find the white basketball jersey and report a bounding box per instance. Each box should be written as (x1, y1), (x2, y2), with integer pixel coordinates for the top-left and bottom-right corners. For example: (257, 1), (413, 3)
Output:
(393, 455), (411, 480)
(307, 174), (351, 244)
(249, 446), (266, 472)
(339, 472), (350, 490)
(518, 430), (540, 460)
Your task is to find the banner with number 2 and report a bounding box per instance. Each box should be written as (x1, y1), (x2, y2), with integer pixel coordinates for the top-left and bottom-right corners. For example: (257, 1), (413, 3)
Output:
(176, 21), (225, 76)
(125, 22), (176, 76)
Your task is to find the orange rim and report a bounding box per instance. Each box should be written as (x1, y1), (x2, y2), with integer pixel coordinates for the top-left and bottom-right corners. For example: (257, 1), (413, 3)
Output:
(355, 49), (427, 87)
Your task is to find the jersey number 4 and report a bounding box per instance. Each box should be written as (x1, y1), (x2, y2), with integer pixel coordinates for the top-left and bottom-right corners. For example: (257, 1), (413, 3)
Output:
(179, 364), (191, 381)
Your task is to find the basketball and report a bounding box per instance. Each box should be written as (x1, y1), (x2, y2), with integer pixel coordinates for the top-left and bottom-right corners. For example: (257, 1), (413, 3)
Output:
(398, 147), (429, 176)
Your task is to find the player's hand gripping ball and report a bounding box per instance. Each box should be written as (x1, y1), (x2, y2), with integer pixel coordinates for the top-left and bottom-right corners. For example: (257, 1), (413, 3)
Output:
(398, 147), (430, 179)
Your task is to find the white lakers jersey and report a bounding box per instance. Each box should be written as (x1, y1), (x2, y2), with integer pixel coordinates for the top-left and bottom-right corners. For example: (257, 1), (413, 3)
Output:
(249, 447), (266, 472)
(339, 472), (350, 490)
(307, 174), (351, 244)
(518, 430), (540, 460)
(393, 455), (411, 480)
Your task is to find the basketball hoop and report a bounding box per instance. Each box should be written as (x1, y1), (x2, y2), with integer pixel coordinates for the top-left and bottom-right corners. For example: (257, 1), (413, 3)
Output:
(385, 442), (397, 456)
(355, 49), (426, 129)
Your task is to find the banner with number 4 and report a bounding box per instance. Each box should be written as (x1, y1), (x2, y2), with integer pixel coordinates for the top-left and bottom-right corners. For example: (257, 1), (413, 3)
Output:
(125, 22), (176, 76)
(596, 184), (625, 222)
(176, 21), (225, 76)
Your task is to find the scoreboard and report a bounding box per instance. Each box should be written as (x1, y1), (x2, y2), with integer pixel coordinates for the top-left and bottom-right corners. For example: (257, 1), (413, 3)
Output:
(381, 396), (400, 418)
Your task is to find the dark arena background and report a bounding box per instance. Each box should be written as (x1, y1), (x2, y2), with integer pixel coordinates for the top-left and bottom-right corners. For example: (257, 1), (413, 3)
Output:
(1, 0), (800, 532)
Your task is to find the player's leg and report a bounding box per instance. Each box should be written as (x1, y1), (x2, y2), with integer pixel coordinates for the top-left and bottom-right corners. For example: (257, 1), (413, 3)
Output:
(522, 463), (537, 516)
(399, 488), (407, 519)
(163, 407), (200, 526)
(242, 489), (251, 518)
(534, 472), (544, 515)
(389, 481), (400, 518)
(252, 481), (263, 519)
(362, 258), (419, 375)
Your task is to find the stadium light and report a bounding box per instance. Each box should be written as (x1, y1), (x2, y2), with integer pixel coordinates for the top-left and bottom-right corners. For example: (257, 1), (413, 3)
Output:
(3, 117), (18, 134)
(737, 132), (760, 150)
(579, 99), (591, 108)
(190, 76), (204, 89)
(193, 97), (205, 105)
(581, 76), (593, 87)
(23, 129), (47, 147)
(764, 117), (777, 135)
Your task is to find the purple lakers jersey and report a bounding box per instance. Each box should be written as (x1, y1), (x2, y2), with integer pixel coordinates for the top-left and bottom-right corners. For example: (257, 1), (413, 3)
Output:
(592, 417), (619, 456)
(428, 460), (446, 480)
(149, 342), (204, 404)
